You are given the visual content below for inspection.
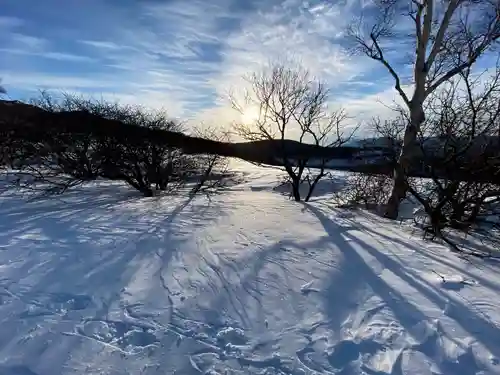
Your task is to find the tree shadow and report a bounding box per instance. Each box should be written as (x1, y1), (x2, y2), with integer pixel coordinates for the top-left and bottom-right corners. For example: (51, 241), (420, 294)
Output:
(0, 183), (226, 373)
(317, 204), (500, 293)
(149, 232), (305, 373)
(160, 222), (347, 375)
(343, 211), (500, 294)
(272, 175), (346, 201)
(303, 203), (500, 374)
(446, 228), (500, 260)
(367, 226), (500, 294)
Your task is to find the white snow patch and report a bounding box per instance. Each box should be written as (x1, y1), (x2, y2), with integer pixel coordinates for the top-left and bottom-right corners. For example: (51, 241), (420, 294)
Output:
(0, 166), (499, 374)
(300, 281), (320, 294)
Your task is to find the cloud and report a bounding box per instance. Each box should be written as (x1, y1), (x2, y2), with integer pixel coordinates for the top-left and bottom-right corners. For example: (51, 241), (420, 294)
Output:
(80, 40), (124, 50)
(212, 0), (366, 92)
(3, 0), (377, 120)
(3, 0), (498, 140)
(0, 48), (95, 62)
(0, 72), (112, 90)
(1, 26), (94, 67)
(0, 16), (23, 29)
(9, 33), (47, 51)
(193, 0), (381, 135)
(62, 0), (242, 116)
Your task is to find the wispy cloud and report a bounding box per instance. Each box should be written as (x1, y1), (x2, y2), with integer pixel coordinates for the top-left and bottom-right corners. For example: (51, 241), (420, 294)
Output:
(80, 40), (124, 51)
(1, 0), (378, 123)
(196, 0), (379, 130)
(0, 16), (23, 29)
(0, 48), (95, 62)
(9, 33), (47, 51)
(2, 1), (373, 115)
(1, 72), (114, 90)
(1, 0), (497, 137)
(213, 0), (364, 90)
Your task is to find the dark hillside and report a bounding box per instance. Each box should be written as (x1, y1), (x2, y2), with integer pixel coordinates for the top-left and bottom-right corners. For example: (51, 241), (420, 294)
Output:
(1, 100), (499, 184)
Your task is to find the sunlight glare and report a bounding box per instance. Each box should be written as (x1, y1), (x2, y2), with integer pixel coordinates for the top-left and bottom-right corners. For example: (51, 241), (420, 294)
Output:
(240, 107), (259, 125)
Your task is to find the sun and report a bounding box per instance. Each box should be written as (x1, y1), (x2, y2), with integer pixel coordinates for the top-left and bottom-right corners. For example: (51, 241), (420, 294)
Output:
(240, 107), (260, 125)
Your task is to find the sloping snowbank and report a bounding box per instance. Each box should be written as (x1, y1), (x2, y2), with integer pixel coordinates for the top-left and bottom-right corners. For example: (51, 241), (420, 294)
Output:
(0, 166), (499, 374)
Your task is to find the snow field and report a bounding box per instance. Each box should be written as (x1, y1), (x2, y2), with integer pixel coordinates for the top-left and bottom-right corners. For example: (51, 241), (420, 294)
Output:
(0, 166), (499, 374)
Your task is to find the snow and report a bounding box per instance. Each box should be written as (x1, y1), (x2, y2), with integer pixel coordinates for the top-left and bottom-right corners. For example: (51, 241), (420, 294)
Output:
(1, 163), (500, 374)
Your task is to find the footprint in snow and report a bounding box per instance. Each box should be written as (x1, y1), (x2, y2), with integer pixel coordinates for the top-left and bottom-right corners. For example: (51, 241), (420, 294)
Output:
(216, 327), (248, 346)
(300, 281), (320, 295)
(439, 277), (477, 291)
(327, 339), (385, 370)
(19, 292), (93, 318)
(72, 319), (158, 354)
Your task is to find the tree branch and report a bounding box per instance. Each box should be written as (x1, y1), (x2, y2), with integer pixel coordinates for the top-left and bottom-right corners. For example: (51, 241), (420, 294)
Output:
(369, 33), (411, 107)
(426, 0), (462, 69)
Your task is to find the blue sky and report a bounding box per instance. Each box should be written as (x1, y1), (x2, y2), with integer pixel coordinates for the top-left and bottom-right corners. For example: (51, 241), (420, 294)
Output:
(0, 0), (497, 132)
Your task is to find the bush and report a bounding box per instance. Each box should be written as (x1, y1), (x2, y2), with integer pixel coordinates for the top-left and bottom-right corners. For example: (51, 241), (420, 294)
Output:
(332, 172), (393, 211)
(2, 93), (230, 197)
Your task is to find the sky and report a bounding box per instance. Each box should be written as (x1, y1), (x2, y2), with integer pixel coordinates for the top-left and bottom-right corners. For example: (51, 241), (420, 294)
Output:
(0, 0), (498, 137)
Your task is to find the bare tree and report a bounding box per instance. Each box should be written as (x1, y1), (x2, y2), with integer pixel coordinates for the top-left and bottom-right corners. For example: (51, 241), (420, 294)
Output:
(300, 109), (356, 201)
(350, 0), (500, 218)
(232, 62), (355, 201)
(188, 125), (233, 197)
(6, 93), (193, 196)
(407, 61), (500, 243)
(3, 92), (239, 198)
(331, 116), (404, 210)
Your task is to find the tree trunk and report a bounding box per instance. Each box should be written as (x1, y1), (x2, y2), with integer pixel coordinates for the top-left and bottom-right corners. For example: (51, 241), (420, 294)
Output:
(467, 201), (482, 224)
(384, 98), (425, 219)
(284, 161), (303, 202)
(384, 166), (407, 219)
(292, 180), (301, 201)
(305, 171), (324, 202)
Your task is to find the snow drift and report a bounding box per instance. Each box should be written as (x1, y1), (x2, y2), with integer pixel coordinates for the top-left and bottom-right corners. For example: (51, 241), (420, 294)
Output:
(0, 165), (499, 374)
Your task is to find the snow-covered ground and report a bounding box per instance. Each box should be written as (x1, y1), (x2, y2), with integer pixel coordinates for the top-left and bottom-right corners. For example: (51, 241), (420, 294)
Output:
(0, 163), (499, 375)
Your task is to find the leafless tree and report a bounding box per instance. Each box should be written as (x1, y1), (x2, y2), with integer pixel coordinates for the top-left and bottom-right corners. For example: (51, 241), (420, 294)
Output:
(301, 109), (358, 201)
(5, 93), (231, 197)
(331, 116), (404, 210)
(407, 61), (500, 245)
(188, 125), (234, 196)
(232, 62), (356, 201)
(350, 0), (500, 219)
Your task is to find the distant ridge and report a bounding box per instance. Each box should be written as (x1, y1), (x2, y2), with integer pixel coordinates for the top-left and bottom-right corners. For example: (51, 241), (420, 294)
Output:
(1, 99), (500, 184)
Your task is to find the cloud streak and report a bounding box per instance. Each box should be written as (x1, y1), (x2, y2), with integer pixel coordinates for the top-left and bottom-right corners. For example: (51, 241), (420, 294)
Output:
(1, 0), (378, 122)
(1, 0), (497, 137)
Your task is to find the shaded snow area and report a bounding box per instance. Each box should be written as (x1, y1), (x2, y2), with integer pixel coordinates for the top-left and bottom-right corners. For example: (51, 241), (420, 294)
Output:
(1, 165), (500, 375)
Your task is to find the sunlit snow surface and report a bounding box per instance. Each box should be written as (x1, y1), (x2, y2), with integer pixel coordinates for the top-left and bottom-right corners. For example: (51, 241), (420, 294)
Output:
(0, 162), (499, 374)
